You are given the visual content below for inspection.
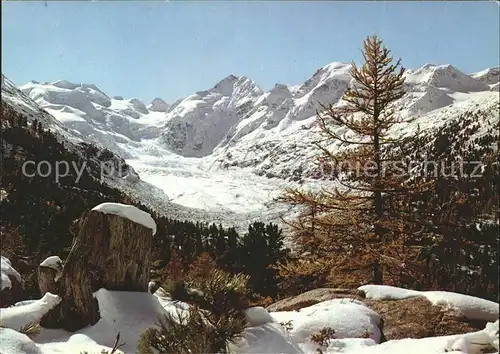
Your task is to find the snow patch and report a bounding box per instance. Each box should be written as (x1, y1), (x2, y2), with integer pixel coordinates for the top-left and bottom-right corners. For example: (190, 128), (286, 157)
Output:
(244, 306), (275, 326)
(358, 285), (422, 300)
(424, 291), (499, 322)
(0, 328), (44, 354)
(39, 256), (63, 271)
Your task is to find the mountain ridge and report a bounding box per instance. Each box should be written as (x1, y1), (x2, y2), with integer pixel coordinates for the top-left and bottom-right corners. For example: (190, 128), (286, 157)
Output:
(2, 61), (498, 224)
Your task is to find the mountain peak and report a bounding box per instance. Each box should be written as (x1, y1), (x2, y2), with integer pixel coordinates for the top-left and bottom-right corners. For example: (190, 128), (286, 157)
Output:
(51, 80), (80, 90)
(472, 67), (500, 85)
(212, 74), (240, 94)
(148, 97), (170, 112)
(216, 74), (239, 85)
(405, 64), (489, 92)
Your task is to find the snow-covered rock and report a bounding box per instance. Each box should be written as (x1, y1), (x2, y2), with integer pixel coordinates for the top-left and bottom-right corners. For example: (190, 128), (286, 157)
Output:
(0, 292), (60, 330)
(231, 322), (305, 354)
(92, 202), (157, 235)
(1, 256), (21, 291)
(129, 98), (149, 115)
(271, 299), (384, 347)
(1, 256), (23, 307)
(122, 169), (140, 183)
(39, 256), (63, 271)
(357, 285), (422, 300)
(423, 291), (499, 322)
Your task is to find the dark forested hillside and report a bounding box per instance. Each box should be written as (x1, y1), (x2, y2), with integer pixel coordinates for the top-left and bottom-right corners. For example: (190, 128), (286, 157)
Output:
(1, 104), (135, 297)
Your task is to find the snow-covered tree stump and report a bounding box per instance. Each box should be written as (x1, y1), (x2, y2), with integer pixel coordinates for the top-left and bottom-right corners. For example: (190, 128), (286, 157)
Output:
(38, 256), (63, 296)
(41, 203), (156, 331)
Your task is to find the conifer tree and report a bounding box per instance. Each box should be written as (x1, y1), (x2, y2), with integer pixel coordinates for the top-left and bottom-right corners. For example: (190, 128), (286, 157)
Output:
(280, 35), (419, 285)
(239, 222), (289, 296)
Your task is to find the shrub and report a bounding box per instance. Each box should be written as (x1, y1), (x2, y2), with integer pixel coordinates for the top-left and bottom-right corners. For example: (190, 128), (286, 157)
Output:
(138, 308), (213, 354)
(310, 327), (336, 349)
(139, 269), (251, 353)
(188, 252), (217, 280)
(18, 321), (41, 339)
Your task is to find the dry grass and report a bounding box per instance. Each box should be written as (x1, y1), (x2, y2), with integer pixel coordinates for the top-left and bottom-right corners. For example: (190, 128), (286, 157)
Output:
(18, 321), (41, 339)
(363, 296), (485, 340)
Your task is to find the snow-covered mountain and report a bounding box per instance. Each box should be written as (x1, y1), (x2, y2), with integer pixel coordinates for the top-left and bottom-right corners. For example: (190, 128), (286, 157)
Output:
(151, 63), (498, 181)
(18, 80), (167, 159)
(3, 61), (499, 226)
(208, 63), (499, 180)
(161, 75), (264, 157)
(1, 75), (284, 230)
(471, 66), (500, 86)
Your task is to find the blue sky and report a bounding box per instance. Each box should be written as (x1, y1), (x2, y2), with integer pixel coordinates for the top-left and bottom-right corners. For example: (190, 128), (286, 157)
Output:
(2, 1), (499, 103)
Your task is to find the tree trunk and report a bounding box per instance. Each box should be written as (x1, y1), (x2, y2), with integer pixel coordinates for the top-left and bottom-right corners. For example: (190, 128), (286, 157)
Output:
(41, 208), (154, 331)
(373, 126), (384, 285)
(37, 266), (59, 296)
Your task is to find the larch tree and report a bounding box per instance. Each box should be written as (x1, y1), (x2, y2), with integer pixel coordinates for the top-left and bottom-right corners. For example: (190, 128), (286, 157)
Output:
(280, 35), (424, 285)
